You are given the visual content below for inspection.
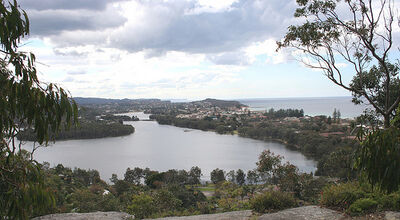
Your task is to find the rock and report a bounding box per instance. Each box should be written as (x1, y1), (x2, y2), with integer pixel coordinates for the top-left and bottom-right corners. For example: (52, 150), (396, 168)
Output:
(385, 211), (400, 220)
(32, 206), (349, 220)
(32, 211), (134, 220)
(149, 210), (252, 220)
(259, 206), (345, 220)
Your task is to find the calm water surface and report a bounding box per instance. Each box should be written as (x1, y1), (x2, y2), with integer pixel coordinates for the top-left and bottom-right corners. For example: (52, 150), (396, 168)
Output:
(238, 96), (368, 118)
(24, 113), (316, 181)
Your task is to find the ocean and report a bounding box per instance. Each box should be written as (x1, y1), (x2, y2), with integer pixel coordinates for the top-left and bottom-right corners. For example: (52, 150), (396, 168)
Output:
(236, 96), (368, 119)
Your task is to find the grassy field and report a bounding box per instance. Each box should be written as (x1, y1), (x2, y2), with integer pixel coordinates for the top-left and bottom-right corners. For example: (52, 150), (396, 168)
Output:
(197, 187), (215, 192)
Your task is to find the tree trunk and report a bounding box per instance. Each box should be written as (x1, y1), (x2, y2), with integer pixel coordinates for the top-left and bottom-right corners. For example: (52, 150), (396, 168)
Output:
(384, 114), (390, 128)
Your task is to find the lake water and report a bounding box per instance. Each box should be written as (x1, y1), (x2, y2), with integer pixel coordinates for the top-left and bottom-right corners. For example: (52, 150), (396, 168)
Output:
(237, 96), (368, 118)
(23, 112), (316, 181)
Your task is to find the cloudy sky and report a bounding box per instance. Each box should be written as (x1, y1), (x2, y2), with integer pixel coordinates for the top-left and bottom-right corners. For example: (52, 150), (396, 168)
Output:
(16, 0), (399, 100)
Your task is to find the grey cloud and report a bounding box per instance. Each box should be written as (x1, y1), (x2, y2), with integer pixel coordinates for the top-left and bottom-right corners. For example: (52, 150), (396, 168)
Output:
(49, 30), (109, 48)
(19, 0), (128, 11)
(111, 0), (297, 54)
(26, 0), (298, 62)
(143, 49), (168, 59)
(29, 9), (126, 35)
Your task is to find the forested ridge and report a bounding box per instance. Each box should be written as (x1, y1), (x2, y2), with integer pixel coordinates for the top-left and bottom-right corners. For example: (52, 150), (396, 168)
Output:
(17, 120), (135, 141)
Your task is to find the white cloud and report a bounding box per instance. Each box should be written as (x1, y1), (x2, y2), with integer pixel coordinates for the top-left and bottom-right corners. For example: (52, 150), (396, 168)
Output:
(245, 39), (291, 64)
(67, 70), (87, 75)
(21, 38), (242, 98)
(17, 0), (372, 99)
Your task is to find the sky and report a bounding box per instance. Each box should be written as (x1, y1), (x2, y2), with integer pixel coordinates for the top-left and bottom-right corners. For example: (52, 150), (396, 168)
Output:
(16, 0), (400, 100)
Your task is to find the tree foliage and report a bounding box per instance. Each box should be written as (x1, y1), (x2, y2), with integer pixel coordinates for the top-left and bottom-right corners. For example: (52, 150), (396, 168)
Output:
(235, 169), (245, 186)
(278, 0), (399, 127)
(189, 166), (202, 185)
(124, 167), (144, 185)
(263, 108), (304, 119)
(210, 168), (225, 184)
(355, 124), (400, 193)
(256, 150), (282, 174)
(279, 0), (400, 194)
(18, 120), (134, 141)
(0, 1), (77, 218)
(0, 150), (55, 219)
(350, 62), (400, 122)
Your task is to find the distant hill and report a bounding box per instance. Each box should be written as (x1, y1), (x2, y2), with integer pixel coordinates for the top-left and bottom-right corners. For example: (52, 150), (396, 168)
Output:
(73, 97), (246, 111)
(73, 97), (245, 108)
(73, 97), (167, 105)
(192, 98), (247, 108)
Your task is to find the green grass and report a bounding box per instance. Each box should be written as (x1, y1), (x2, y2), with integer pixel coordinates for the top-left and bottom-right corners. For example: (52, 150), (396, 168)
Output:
(197, 187), (215, 192)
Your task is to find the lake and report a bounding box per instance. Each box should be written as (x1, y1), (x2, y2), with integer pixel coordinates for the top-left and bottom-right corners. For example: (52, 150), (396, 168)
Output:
(23, 112), (316, 181)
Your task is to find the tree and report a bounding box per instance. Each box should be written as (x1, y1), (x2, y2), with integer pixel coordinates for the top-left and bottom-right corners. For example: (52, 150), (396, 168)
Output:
(256, 150), (282, 175)
(247, 169), (259, 185)
(0, 1), (77, 218)
(73, 168), (100, 187)
(351, 62), (400, 124)
(210, 168), (225, 184)
(354, 105), (400, 193)
(332, 109), (337, 123)
(226, 170), (235, 183)
(273, 163), (301, 195)
(327, 116), (332, 125)
(124, 167), (143, 185)
(113, 179), (131, 196)
(278, 0), (399, 128)
(189, 166), (202, 185)
(279, 0), (400, 193)
(316, 146), (356, 180)
(236, 169), (246, 186)
(110, 173), (119, 184)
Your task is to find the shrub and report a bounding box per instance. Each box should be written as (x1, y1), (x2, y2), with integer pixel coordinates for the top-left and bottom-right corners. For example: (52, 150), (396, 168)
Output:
(320, 182), (366, 210)
(197, 201), (215, 214)
(68, 189), (100, 212)
(348, 198), (378, 216)
(299, 176), (329, 203)
(217, 198), (249, 211)
(127, 194), (156, 219)
(250, 190), (297, 213)
(167, 185), (206, 208)
(153, 189), (183, 211)
(377, 191), (400, 211)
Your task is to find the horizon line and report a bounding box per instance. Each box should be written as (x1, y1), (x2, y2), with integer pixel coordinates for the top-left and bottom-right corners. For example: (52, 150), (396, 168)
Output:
(72, 95), (353, 101)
